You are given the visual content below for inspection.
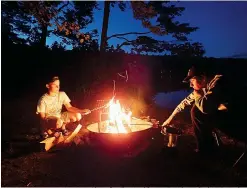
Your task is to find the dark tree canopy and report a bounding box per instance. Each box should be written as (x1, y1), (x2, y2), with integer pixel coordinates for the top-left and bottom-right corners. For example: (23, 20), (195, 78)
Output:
(2, 1), (204, 56)
(1, 1), (97, 47)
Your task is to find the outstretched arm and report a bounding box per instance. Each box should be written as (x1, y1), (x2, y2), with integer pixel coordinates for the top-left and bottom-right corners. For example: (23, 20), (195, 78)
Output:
(162, 92), (195, 126)
(64, 103), (91, 115)
(61, 91), (91, 115)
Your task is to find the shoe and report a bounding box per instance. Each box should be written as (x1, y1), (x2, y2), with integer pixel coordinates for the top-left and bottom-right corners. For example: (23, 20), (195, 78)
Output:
(61, 129), (70, 136)
(42, 132), (49, 139)
(53, 131), (62, 138)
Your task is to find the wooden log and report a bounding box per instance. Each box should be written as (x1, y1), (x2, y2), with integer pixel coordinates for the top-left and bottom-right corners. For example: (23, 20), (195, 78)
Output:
(64, 124), (82, 144)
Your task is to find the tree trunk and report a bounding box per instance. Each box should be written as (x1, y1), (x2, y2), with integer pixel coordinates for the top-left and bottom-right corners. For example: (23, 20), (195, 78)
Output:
(40, 24), (48, 47)
(100, 1), (110, 52)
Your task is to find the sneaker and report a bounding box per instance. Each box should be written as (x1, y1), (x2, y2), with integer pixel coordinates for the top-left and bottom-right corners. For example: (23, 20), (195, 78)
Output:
(61, 129), (70, 136)
(53, 131), (62, 138)
(42, 132), (49, 139)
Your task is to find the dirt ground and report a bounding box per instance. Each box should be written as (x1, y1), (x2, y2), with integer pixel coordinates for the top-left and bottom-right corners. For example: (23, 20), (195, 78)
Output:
(1, 96), (247, 187)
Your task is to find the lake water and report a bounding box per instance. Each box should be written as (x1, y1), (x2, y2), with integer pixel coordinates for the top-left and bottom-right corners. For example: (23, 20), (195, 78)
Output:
(154, 90), (192, 109)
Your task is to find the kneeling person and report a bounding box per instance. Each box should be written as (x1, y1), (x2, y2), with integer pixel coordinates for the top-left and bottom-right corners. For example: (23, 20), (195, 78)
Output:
(37, 76), (91, 138)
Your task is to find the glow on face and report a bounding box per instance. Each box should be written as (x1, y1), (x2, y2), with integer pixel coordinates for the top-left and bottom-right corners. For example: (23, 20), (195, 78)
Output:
(190, 77), (203, 90)
(48, 80), (60, 93)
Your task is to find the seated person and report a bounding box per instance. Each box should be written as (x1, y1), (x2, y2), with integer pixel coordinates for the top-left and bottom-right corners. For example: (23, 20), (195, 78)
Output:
(162, 66), (247, 154)
(37, 76), (91, 138)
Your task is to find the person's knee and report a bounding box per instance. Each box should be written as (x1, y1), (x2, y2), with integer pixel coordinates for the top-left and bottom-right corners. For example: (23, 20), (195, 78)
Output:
(68, 113), (82, 122)
(56, 119), (63, 129)
(75, 113), (82, 121)
(70, 116), (77, 122)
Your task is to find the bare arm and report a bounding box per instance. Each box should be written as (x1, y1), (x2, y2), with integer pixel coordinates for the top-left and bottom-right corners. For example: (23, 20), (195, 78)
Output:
(37, 97), (47, 120)
(170, 92), (195, 118)
(64, 103), (91, 115)
(39, 112), (46, 120)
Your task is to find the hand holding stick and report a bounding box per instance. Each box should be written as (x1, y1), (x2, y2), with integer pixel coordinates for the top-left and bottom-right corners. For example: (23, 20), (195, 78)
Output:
(80, 109), (91, 115)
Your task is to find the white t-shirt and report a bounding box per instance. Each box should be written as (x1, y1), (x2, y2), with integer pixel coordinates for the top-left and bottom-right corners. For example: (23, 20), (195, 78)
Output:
(36, 91), (71, 118)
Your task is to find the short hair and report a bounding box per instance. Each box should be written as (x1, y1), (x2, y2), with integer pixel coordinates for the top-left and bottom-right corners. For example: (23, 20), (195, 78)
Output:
(47, 76), (59, 84)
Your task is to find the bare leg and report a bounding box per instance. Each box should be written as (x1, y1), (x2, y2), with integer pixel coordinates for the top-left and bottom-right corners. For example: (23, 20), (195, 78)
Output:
(60, 112), (82, 129)
(68, 112), (82, 122)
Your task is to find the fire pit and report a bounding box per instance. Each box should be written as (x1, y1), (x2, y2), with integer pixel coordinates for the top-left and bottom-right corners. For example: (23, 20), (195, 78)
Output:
(87, 118), (153, 154)
(87, 99), (154, 154)
(87, 117), (152, 134)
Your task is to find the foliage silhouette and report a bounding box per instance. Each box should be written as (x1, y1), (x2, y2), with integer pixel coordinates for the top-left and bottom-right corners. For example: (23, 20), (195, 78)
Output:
(1, 1), (97, 47)
(100, 1), (205, 56)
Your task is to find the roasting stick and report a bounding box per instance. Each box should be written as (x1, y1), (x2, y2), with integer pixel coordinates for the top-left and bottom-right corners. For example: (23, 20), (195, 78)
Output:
(90, 95), (115, 112)
(89, 99), (109, 133)
(90, 79), (117, 112)
(90, 105), (108, 112)
(89, 79), (118, 133)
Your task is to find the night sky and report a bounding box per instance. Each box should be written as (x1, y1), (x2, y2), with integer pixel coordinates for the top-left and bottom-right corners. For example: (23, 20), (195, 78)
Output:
(47, 1), (247, 58)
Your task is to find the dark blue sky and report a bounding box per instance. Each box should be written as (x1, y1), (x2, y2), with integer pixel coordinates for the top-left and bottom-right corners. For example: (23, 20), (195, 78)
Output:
(47, 1), (247, 58)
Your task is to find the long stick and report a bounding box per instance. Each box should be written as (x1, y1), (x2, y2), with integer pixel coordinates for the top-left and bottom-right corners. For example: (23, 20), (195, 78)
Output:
(90, 95), (115, 112)
(90, 105), (107, 112)
(129, 124), (152, 126)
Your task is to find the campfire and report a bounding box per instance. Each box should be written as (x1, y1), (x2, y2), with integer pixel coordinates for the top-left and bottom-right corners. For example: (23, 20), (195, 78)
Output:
(107, 98), (132, 133)
(87, 98), (152, 134)
(86, 98), (154, 155)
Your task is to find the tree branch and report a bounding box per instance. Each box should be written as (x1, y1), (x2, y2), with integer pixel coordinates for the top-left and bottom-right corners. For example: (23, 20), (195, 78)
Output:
(116, 37), (135, 50)
(107, 31), (151, 41)
(115, 36), (132, 43)
(117, 42), (128, 50)
(57, 1), (70, 12)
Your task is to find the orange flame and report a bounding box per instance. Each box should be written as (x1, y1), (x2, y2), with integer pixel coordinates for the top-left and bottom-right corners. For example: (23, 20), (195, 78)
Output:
(106, 99), (132, 133)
